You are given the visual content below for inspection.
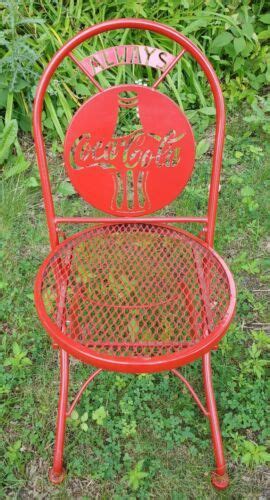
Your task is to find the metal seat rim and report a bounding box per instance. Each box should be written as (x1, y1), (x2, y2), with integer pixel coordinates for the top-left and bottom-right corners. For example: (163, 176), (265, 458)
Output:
(34, 222), (236, 373)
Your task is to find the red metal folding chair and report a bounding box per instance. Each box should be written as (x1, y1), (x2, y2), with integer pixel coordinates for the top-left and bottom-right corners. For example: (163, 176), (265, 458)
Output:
(33, 19), (236, 489)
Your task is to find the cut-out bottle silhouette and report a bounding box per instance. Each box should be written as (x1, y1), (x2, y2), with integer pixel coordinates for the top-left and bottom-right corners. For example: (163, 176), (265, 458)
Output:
(111, 90), (150, 212)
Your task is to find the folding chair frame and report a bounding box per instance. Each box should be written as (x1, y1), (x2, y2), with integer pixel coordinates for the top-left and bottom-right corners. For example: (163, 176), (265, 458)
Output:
(33, 19), (236, 490)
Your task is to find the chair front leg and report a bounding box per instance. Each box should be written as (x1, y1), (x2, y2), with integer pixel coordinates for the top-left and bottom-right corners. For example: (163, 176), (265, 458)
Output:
(203, 352), (229, 490)
(49, 349), (69, 484)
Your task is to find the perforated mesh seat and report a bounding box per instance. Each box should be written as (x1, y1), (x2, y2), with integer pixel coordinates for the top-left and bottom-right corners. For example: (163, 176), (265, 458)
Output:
(35, 223), (234, 366)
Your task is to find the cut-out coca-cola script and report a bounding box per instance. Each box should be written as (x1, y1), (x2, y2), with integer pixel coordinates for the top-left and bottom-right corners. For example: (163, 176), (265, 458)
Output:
(64, 84), (195, 215)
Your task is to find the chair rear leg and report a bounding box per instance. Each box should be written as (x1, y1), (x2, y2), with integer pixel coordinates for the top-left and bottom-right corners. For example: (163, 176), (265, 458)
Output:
(203, 352), (229, 490)
(49, 349), (69, 484)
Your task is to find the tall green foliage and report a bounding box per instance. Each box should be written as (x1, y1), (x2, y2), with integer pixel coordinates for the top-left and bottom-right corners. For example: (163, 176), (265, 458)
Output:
(0, 0), (269, 140)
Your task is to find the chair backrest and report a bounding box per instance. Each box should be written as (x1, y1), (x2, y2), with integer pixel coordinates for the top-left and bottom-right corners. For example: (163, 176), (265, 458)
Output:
(33, 19), (225, 250)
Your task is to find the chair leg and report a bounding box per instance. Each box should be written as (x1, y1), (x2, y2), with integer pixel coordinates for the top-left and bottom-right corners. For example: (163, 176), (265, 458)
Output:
(203, 352), (229, 490)
(49, 349), (69, 484)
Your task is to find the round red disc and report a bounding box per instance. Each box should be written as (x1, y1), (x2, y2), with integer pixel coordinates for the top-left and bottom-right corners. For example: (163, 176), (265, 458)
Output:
(64, 84), (195, 216)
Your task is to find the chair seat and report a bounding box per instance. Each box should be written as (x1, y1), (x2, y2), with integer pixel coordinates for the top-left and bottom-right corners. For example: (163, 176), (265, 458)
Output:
(35, 223), (235, 372)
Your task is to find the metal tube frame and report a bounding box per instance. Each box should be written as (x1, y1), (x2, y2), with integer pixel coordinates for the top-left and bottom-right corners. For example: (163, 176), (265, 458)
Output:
(32, 19), (230, 490)
(49, 356), (229, 489)
(33, 18), (225, 251)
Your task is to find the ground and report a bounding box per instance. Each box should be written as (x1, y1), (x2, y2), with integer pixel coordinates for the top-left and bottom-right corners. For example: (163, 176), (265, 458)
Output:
(0, 110), (269, 498)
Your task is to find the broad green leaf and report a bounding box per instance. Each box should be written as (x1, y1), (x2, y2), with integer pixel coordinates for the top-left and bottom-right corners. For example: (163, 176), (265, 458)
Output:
(260, 452), (270, 461)
(92, 406), (107, 425)
(212, 32), (233, 51)
(57, 181), (76, 196)
(241, 186), (254, 197)
(13, 440), (22, 451)
(242, 453), (251, 464)
(196, 139), (210, 159)
(260, 13), (270, 24)
(44, 95), (64, 141)
(199, 107), (216, 116)
(0, 119), (18, 164)
(0, 89), (8, 109)
(26, 177), (39, 188)
(80, 422), (88, 432)
(3, 154), (30, 179)
(19, 114), (32, 133)
(241, 22), (254, 38)
(183, 18), (208, 35)
(12, 342), (21, 356)
(234, 151), (243, 159)
(234, 37), (246, 55)
(258, 29), (270, 41)
(16, 17), (45, 26)
(71, 410), (79, 420)
(57, 88), (73, 122)
(75, 83), (90, 96)
(81, 412), (88, 423)
(234, 57), (244, 71)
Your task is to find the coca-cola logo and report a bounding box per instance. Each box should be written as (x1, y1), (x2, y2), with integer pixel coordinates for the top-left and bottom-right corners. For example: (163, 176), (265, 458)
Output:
(70, 129), (184, 171)
(64, 84), (195, 216)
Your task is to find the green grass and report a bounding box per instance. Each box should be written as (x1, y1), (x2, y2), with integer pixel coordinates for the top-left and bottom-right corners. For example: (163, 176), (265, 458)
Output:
(0, 109), (269, 498)
(0, 0), (270, 496)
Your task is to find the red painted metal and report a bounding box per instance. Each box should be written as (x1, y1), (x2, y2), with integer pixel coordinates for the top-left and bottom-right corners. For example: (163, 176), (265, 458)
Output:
(48, 349), (69, 484)
(152, 48), (186, 89)
(203, 353), (230, 489)
(79, 44), (176, 77)
(66, 369), (102, 418)
(55, 216), (208, 225)
(68, 52), (103, 91)
(33, 17), (225, 249)
(32, 18), (234, 489)
(171, 369), (209, 417)
(64, 84), (195, 216)
(35, 222), (235, 372)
